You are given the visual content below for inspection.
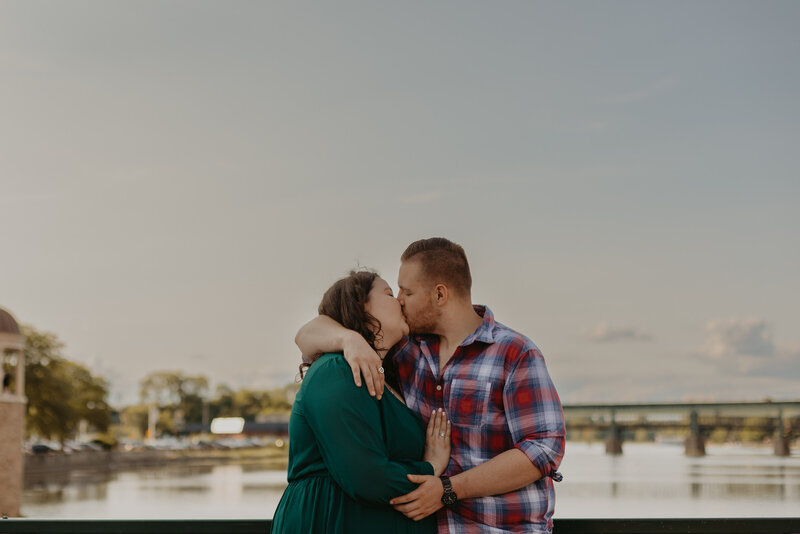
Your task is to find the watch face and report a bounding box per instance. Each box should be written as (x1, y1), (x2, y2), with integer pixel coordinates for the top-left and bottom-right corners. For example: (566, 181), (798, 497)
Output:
(441, 491), (458, 506)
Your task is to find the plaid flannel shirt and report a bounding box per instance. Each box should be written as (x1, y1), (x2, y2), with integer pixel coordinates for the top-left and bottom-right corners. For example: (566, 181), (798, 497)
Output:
(393, 306), (565, 534)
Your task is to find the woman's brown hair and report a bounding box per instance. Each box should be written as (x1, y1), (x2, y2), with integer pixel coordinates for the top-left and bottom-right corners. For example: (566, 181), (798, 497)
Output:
(299, 270), (393, 378)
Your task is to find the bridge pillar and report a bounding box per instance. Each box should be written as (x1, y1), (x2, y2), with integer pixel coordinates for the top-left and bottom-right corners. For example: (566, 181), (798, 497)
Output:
(605, 410), (623, 455)
(684, 410), (705, 457)
(774, 409), (791, 457)
(774, 437), (791, 457)
(605, 436), (623, 455)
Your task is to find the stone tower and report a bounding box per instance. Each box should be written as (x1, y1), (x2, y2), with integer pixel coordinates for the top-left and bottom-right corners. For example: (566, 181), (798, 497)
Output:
(0, 307), (26, 517)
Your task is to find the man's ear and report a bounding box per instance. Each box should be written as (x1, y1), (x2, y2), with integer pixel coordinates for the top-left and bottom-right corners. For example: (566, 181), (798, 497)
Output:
(434, 284), (449, 306)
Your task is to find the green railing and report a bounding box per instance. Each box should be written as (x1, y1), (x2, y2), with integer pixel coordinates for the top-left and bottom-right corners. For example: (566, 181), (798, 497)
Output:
(1, 518), (799, 533)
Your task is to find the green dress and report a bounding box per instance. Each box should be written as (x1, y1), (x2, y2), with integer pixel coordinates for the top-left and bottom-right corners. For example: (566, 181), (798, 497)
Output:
(271, 353), (436, 534)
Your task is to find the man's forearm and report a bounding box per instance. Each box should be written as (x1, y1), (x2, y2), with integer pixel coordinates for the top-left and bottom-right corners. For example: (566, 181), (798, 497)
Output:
(449, 449), (542, 500)
(295, 315), (352, 358)
(296, 315), (385, 397)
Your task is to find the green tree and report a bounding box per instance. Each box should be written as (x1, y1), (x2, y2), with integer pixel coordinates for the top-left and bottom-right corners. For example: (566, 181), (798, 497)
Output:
(138, 371), (210, 433)
(232, 389), (263, 421)
(120, 404), (149, 438)
(20, 325), (111, 443)
(69, 361), (111, 431)
(259, 385), (295, 416)
(179, 375), (209, 423)
(140, 371), (184, 407)
(738, 417), (771, 443)
(205, 383), (294, 422)
(131, 373), (295, 435)
(210, 384), (235, 418)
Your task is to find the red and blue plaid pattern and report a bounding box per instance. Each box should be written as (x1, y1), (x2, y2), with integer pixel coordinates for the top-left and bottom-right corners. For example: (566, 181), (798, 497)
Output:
(394, 306), (566, 533)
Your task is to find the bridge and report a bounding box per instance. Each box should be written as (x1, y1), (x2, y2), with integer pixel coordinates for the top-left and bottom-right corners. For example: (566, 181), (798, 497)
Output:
(563, 400), (800, 456)
(172, 400), (800, 458)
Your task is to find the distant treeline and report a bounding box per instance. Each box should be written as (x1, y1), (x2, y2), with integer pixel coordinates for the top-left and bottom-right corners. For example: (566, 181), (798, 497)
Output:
(122, 370), (297, 438)
(11, 325), (296, 445)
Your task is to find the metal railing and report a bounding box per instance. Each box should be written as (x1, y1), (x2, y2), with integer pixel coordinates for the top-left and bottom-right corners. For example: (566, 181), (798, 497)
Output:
(1, 518), (799, 533)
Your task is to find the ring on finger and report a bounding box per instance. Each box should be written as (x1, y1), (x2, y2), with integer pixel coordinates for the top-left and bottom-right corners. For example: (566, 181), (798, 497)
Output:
(377, 366), (384, 374)
(439, 432), (445, 437)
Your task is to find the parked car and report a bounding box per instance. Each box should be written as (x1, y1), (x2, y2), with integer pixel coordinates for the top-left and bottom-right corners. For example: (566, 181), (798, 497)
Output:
(31, 443), (56, 454)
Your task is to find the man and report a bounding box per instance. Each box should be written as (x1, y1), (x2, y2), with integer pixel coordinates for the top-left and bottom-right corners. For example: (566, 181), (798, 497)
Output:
(296, 238), (565, 533)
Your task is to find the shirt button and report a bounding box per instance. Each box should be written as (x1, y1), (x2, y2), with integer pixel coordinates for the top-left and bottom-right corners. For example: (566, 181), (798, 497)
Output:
(436, 385), (442, 391)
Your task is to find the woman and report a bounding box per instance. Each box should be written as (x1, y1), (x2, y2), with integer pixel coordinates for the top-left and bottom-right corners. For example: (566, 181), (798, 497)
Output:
(271, 270), (451, 534)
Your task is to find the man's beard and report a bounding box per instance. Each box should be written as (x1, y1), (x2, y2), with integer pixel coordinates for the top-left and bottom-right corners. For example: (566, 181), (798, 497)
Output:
(405, 302), (439, 335)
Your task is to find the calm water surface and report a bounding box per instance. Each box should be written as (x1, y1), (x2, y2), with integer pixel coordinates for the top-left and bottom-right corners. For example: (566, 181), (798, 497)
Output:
(22, 442), (800, 519)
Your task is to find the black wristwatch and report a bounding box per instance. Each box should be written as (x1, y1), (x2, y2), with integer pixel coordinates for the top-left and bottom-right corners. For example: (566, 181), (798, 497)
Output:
(439, 475), (458, 506)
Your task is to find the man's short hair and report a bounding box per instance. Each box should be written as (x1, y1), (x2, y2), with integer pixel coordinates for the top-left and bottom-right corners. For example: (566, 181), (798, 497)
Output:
(401, 237), (472, 298)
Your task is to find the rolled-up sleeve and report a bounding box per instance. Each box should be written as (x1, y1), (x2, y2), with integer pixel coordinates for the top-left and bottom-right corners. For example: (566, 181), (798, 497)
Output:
(503, 348), (566, 478)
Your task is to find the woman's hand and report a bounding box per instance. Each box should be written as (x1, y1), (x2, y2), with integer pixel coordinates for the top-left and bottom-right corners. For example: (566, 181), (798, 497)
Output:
(424, 408), (451, 477)
(295, 315), (385, 398)
(342, 330), (385, 399)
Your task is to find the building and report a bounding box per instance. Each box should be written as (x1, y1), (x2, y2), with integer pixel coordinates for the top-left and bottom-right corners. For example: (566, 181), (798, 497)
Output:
(0, 307), (26, 517)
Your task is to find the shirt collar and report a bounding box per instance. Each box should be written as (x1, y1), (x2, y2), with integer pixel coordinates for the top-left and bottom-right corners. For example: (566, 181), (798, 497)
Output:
(459, 305), (496, 346)
(412, 305), (496, 346)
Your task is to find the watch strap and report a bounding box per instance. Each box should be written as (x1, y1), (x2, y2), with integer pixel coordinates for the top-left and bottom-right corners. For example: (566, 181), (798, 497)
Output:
(441, 476), (453, 492)
(439, 475), (458, 506)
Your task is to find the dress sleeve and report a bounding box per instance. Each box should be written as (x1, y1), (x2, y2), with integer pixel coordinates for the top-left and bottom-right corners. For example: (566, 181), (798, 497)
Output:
(304, 358), (433, 505)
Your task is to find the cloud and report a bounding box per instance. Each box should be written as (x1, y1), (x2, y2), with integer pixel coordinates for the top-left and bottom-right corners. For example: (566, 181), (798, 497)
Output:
(748, 345), (800, 378)
(704, 318), (774, 358)
(553, 319), (800, 403)
(583, 322), (653, 343)
(696, 318), (800, 377)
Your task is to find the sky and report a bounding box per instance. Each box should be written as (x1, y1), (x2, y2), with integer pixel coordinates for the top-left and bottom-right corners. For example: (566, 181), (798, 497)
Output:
(1, 1), (798, 406)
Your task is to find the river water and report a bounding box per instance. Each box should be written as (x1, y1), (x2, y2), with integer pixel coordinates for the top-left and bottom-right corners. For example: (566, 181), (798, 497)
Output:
(21, 442), (800, 519)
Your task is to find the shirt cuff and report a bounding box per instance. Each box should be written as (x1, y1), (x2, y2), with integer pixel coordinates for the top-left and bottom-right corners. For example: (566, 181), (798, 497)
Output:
(514, 439), (558, 478)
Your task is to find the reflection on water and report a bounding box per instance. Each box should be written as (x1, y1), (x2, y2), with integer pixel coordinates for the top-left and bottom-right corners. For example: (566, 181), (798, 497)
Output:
(23, 461), (290, 519)
(22, 442), (800, 519)
(556, 442), (800, 518)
